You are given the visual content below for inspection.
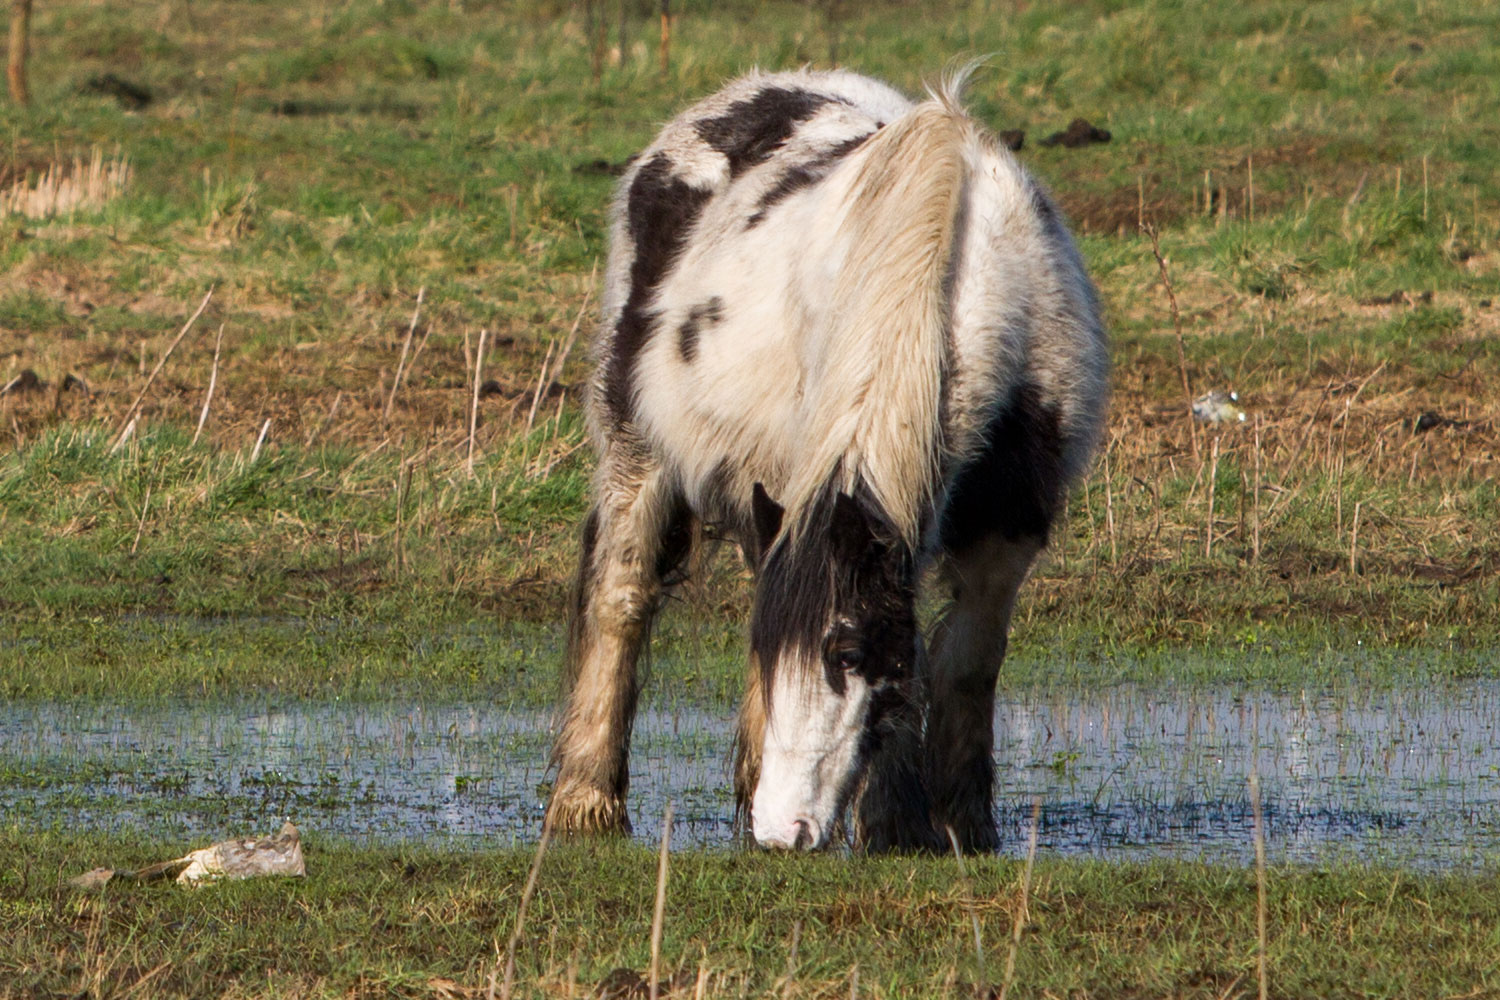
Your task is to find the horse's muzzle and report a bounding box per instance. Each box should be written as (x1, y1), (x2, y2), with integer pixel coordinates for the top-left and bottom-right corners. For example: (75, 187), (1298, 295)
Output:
(754, 815), (824, 851)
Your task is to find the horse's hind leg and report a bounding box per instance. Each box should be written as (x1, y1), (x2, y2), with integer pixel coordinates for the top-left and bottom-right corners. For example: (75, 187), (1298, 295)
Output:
(926, 534), (1043, 852)
(547, 449), (691, 836)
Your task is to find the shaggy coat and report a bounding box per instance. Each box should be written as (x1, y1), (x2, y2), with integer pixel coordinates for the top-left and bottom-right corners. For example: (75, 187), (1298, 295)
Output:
(547, 67), (1107, 851)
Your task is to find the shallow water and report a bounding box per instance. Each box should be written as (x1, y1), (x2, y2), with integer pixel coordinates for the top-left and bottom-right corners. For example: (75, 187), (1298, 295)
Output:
(4, 684), (1500, 866)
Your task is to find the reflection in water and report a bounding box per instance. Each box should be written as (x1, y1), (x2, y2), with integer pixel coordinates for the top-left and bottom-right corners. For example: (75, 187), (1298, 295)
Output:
(4, 684), (1500, 866)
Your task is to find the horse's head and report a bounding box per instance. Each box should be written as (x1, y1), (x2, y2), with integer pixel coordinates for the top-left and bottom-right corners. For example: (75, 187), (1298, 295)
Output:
(745, 483), (918, 850)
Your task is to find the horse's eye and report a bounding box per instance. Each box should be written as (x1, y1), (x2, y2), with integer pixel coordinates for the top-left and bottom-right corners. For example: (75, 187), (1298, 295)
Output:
(834, 647), (864, 672)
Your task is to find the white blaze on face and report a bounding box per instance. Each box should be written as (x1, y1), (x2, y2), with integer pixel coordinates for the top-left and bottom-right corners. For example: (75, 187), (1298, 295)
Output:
(750, 655), (873, 850)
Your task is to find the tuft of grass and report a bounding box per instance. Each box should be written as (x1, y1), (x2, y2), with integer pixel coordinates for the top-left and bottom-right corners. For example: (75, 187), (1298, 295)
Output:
(0, 147), (131, 220)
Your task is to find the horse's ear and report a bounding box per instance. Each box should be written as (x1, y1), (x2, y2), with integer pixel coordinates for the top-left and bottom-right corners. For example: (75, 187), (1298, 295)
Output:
(750, 482), (784, 561)
(829, 490), (875, 561)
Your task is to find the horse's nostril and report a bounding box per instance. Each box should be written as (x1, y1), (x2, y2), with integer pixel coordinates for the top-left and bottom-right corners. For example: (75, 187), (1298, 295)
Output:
(790, 817), (823, 850)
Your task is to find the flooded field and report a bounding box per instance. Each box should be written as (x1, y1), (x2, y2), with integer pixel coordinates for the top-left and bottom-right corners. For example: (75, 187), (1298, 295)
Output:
(4, 684), (1500, 867)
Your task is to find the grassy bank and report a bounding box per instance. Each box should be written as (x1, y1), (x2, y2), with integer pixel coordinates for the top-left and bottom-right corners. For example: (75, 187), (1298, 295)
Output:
(3, 831), (1499, 999)
(1, 1), (1495, 697)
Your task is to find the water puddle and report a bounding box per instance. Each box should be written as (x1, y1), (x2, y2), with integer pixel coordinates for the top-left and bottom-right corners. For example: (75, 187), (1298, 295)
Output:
(4, 685), (1500, 866)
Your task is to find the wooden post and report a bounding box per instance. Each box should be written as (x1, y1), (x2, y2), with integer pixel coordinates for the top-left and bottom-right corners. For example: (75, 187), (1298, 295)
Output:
(7, 0), (31, 106)
(658, 0), (669, 76)
(616, 0), (627, 67)
(585, 0), (604, 84)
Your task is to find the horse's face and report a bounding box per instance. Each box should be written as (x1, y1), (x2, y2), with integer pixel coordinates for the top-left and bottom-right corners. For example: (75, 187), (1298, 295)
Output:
(746, 486), (917, 850)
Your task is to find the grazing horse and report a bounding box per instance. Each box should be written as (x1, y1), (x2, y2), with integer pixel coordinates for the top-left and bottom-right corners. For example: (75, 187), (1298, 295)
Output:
(546, 67), (1107, 851)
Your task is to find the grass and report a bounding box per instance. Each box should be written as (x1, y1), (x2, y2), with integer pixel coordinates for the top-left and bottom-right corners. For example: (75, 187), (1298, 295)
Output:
(2, 831), (1499, 999)
(4, 609), (1498, 704)
(0, 0), (1493, 759)
(1, 2), (1493, 701)
(1, 1), (1499, 994)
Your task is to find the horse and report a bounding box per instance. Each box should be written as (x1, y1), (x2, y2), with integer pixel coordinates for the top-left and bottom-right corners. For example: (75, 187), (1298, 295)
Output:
(545, 66), (1107, 851)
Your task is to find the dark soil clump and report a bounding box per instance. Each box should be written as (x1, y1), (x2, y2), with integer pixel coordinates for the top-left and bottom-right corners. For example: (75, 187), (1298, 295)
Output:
(1040, 117), (1111, 148)
(81, 74), (153, 110)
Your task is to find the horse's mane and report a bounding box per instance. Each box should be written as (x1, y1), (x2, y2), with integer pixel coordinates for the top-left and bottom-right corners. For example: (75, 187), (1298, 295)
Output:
(777, 83), (976, 549)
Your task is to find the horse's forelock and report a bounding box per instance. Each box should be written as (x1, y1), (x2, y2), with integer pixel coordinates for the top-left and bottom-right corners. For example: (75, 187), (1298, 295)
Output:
(749, 486), (914, 700)
(750, 525), (836, 698)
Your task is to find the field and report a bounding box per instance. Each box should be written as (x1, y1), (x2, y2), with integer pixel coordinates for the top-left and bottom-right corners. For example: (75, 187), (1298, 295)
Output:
(1, 0), (1498, 996)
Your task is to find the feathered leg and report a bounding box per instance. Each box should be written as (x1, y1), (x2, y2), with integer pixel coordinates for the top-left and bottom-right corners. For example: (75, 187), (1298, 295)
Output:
(546, 446), (690, 836)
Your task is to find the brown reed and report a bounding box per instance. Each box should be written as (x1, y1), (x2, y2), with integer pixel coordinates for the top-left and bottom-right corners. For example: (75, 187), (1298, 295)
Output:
(649, 801), (673, 1000)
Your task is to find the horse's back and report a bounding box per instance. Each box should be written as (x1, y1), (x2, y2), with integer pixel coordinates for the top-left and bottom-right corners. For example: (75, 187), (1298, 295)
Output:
(590, 68), (1106, 543)
(590, 71), (908, 500)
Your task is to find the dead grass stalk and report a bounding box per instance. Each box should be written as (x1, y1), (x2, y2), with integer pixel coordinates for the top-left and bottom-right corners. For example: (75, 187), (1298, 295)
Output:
(944, 826), (986, 984)
(468, 329), (490, 477)
(111, 287), (214, 453)
(998, 796), (1042, 1000)
(384, 286), (426, 424)
(191, 324), (226, 447)
(649, 801), (674, 1000)
(499, 820), (553, 1000)
(1249, 772), (1269, 1000)
(1, 147), (130, 219)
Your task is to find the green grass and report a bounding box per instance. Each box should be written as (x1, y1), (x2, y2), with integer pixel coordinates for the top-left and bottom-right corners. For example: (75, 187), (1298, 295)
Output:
(4, 609), (1496, 704)
(2, 2), (1499, 992)
(0, 0), (1495, 697)
(2, 416), (1494, 703)
(3, 831), (1498, 999)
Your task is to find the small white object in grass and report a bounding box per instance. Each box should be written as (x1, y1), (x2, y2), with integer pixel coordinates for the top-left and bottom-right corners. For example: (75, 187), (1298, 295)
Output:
(176, 821), (305, 884)
(1192, 389), (1246, 424)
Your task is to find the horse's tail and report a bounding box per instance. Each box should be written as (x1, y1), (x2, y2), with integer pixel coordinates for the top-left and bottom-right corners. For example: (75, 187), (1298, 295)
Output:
(789, 83), (974, 546)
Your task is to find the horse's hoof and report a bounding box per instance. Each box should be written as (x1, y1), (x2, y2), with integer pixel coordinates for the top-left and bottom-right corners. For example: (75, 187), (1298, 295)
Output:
(544, 784), (632, 837)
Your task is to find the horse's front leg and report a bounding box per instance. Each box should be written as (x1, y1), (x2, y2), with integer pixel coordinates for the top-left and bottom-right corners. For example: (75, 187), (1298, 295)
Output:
(925, 534), (1042, 852)
(854, 672), (942, 853)
(546, 455), (690, 837)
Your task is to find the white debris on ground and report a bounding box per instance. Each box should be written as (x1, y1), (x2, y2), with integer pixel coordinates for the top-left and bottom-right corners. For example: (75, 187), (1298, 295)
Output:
(67, 822), (305, 890)
(176, 821), (305, 883)
(1191, 389), (1247, 424)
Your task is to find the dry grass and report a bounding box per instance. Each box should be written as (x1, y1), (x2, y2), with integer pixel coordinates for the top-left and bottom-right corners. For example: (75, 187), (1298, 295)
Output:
(9, 830), (1500, 999)
(1, 267), (1495, 647)
(0, 146), (130, 220)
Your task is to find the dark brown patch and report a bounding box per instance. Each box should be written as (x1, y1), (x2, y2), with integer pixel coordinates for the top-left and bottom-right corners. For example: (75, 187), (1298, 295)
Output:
(1362, 289), (1433, 306)
(80, 74), (153, 110)
(693, 87), (837, 177)
(940, 384), (1067, 552)
(746, 131), (874, 227)
(1055, 185), (1186, 236)
(1039, 117), (1111, 148)
(0, 369), (43, 395)
(1049, 137), (1401, 236)
(571, 156), (633, 177)
(676, 296), (724, 364)
(653, 494), (695, 589)
(603, 154), (712, 427)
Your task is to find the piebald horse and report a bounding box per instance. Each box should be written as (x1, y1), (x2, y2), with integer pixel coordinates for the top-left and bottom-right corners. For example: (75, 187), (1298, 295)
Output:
(546, 67), (1107, 851)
